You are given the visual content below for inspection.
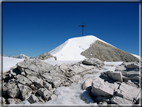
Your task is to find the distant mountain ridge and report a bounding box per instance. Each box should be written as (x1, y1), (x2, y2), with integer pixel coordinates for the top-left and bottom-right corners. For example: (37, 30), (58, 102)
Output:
(4, 54), (37, 59)
(39, 35), (139, 62)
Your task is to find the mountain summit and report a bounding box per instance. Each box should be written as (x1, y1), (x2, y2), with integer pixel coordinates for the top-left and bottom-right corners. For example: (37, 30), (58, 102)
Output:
(39, 35), (139, 62)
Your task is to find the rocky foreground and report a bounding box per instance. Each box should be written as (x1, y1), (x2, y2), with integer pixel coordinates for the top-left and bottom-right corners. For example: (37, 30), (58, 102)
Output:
(1, 58), (141, 106)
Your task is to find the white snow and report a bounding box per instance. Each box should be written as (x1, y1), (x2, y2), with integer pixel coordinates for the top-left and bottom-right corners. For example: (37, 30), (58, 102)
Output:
(104, 61), (123, 66)
(43, 57), (79, 66)
(132, 54), (141, 60)
(0, 56), (24, 72)
(49, 35), (111, 61)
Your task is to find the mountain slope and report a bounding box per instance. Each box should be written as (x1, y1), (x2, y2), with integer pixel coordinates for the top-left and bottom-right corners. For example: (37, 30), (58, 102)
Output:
(41, 35), (139, 62)
(49, 35), (99, 61)
(9, 54), (37, 59)
(81, 40), (139, 62)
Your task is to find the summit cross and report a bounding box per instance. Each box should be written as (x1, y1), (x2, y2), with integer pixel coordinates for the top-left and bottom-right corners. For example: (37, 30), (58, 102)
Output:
(79, 22), (87, 37)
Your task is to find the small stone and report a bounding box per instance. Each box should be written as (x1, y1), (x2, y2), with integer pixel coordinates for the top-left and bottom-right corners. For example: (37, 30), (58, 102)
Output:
(28, 94), (39, 104)
(82, 78), (93, 90)
(37, 88), (51, 101)
(18, 84), (32, 100)
(7, 83), (20, 98)
(111, 96), (133, 105)
(43, 81), (52, 90)
(49, 94), (57, 100)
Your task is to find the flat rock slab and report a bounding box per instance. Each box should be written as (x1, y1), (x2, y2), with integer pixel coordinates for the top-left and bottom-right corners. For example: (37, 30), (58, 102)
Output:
(7, 83), (20, 98)
(17, 75), (32, 86)
(71, 65), (85, 73)
(27, 94), (39, 104)
(124, 62), (139, 70)
(17, 59), (54, 72)
(91, 78), (119, 97)
(82, 58), (104, 67)
(18, 84), (32, 100)
(116, 83), (140, 101)
(111, 96), (133, 105)
(115, 65), (126, 71)
(107, 71), (123, 82)
(80, 64), (95, 70)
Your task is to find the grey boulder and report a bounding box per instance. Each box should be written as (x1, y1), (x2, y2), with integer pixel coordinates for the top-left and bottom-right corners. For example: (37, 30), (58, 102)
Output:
(82, 78), (93, 90)
(82, 58), (104, 67)
(91, 78), (118, 97)
(37, 88), (51, 101)
(124, 62), (139, 70)
(101, 71), (123, 82)
(18, 84), (32, 100)
(7, 83), (20, 98)
(27, 94), (39, 104)
(17, 75), (32, 86)
(111, 96), (133, 105)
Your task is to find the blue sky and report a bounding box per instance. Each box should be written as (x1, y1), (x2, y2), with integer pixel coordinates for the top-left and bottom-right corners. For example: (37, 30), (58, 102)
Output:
(3, 2), (139, 57)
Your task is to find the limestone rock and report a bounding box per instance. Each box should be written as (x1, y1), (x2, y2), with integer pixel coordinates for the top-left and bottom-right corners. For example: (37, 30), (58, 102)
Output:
(43, 81), (52, 90)
(82, 58), (104, 67)
(52, 79), (61, 88)
(95, 96), (110, 103)
(17, 75), (32, 86)
(49, 94), (57, 100)
(70, 75), (82, 83)
(27, 75), (43, 88)
(91, 78), (118, 97)
(38, 52), (56, 60)
(111, 96), (133, 105)
(25, 69), (39, 76)
(124, 62), (139, 70)
(19, 100), (31, 104)
(71, 65), (85, 73)
(115, 64), (126, 71)
(106, 71), (123, 82)
(122, 71), (139, 82)
(27, 94), (39, 104)
(60, 64), (69, 71)
(82, 78), (93, 90)
(7, 83), (20, 98)
(115, 83), (140, 101)
(17, 59), (54, 73)
(37, 88), (51, 101)
(80, 63), (95, 70)
(18, 84), (32, 100)
(40, 72), (52, 83)
(7, 98), (21, 104)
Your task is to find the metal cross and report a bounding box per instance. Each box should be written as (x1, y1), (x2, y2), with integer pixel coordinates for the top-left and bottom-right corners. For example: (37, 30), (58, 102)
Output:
(79, 22), (87, 37)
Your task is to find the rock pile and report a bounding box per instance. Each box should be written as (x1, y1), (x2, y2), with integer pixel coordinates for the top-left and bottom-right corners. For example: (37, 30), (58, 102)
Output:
(2, 58), (100, 105)
(82, 62), (141, 106)
(1, 58), (141, 106)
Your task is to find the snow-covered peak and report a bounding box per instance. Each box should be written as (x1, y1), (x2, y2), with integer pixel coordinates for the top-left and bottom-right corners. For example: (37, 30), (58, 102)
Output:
(49, 35), (109, 61)
(9, 54), (37, 59)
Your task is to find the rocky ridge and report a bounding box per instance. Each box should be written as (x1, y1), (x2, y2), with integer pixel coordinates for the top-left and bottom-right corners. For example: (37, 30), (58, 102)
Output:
(8, 54), (37, 59)
(81, 40), (139, 62)
(1, 58), (141, 106)
(38, 52), (57, 60)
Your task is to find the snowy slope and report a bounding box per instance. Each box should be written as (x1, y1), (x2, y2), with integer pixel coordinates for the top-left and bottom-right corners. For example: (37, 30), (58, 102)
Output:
(49, 35), (110, 61)
(0, 56), (24, 72)
(132, 54), (141, 60)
